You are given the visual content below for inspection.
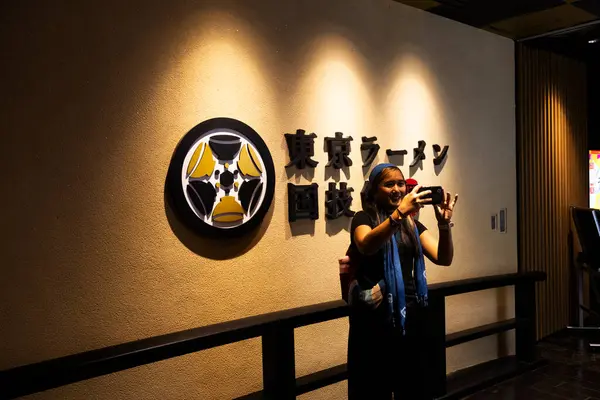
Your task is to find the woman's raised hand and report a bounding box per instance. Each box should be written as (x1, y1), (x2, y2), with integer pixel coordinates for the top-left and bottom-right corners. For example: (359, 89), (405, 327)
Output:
(398, 185), (431, 216)
(434, 190), (458, 224)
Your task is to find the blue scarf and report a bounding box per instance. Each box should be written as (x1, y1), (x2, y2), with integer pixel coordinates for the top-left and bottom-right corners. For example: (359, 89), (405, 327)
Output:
(369, 164), (429, 333)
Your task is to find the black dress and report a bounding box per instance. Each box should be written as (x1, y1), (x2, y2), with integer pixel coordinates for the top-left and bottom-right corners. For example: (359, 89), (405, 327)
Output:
(347, 211), (432, 400)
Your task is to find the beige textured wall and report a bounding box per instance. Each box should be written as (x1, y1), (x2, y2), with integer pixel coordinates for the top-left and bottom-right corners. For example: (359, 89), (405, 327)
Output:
(0, 0), (516, 399)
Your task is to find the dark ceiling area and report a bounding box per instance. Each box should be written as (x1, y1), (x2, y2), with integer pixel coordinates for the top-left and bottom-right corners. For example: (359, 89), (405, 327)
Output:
(529, 19), (600, 61)
(395, 0), (600, 40)
(395, 0), (600, 60)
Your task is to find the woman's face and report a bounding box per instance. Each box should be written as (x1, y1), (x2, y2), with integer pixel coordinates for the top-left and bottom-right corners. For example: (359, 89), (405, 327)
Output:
(374, 168), (406, 211)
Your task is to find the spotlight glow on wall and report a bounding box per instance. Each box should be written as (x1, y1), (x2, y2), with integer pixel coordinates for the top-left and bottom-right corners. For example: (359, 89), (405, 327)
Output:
(296, 34), (373, 137)
(156, 11), (277, 125)
(386, 54), (445, 146)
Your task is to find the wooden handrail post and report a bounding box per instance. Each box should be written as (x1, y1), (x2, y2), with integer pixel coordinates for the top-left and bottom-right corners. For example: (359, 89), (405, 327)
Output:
(262, 324), (296, 399)
(515, 279), (537, 363)
(428, 295), (447, 398)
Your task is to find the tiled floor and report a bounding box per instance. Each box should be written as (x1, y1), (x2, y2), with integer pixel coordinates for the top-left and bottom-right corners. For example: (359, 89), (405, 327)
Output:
(464, 331), (600, 399)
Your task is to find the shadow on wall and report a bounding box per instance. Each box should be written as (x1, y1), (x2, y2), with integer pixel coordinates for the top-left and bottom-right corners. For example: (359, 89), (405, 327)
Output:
(163, 187), (274, 260)
(326, 216), (351, 236)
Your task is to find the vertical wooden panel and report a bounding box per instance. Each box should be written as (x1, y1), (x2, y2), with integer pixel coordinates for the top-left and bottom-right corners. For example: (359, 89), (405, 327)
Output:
(556, 52), (563, 330)
(542, 49), (549, 337)
(517, 44), (588, 339)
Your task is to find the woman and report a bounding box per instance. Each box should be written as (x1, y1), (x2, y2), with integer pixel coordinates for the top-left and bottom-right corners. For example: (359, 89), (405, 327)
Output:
(347, 163), (457, 400)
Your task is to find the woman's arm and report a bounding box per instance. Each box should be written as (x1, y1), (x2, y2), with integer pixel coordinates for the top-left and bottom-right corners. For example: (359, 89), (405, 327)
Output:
(420, 225), (453, 266)
(421, 190), (458, 266)
(354, 213), (401, 255)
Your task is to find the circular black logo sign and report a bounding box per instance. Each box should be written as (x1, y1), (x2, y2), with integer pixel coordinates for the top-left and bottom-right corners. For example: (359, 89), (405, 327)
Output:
(167, 118), (275, 237)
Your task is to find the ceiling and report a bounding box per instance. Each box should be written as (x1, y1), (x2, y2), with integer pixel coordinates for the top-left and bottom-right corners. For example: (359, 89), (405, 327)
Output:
(395, 0), (600, 41)
(394, 0), (600, 60)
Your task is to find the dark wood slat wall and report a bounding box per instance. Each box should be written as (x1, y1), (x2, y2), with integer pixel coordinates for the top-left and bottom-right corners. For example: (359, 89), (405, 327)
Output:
(517, 44), (588, 340)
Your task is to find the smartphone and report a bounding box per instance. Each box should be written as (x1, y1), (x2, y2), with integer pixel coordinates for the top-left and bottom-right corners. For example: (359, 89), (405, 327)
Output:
(418, 186), (444, 205)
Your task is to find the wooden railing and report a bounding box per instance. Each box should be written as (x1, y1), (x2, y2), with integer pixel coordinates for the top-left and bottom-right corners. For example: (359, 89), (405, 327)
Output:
(0, 271), (546, 400)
